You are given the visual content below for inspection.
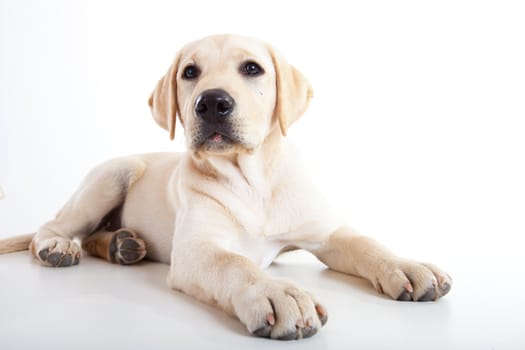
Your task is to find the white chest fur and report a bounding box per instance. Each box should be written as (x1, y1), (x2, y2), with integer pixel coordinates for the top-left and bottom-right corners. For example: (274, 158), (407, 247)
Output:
(200, 144), (340, 267)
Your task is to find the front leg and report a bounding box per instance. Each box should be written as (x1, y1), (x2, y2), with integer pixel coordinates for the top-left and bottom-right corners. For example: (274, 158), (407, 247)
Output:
(167, 239), (327, 340)
(310, 226), (452, 301)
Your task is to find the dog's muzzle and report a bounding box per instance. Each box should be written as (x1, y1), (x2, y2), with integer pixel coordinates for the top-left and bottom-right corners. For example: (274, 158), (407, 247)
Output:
(192, 89), (241, 151)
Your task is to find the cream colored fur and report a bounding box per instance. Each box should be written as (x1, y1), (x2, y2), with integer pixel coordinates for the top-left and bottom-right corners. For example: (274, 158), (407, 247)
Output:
(0, 34), (451, 340)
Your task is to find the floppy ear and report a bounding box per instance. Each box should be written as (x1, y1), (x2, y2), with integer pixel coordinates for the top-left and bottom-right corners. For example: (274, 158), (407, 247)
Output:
(148, 54), (181, 140)
(269, 46), (314, 136)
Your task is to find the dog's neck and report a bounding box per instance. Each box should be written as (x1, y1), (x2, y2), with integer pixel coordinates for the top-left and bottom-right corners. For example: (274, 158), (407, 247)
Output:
(191, 127), (286, 196)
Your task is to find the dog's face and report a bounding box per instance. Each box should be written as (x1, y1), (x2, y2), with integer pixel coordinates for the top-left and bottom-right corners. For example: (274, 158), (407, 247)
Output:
(149, 34), (313, 156)
(177, 36), (276, 154)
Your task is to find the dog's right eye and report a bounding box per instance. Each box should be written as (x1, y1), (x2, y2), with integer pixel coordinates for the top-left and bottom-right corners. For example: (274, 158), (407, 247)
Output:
(182, 65), (200, 80)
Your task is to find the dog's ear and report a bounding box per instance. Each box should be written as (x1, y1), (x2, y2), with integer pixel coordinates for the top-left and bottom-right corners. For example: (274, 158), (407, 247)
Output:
(148, 54), (181, 140)
(268, 46), (314, 136)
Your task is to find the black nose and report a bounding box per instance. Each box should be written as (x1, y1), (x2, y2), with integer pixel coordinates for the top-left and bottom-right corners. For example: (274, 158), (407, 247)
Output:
(194, 89), (235, 122)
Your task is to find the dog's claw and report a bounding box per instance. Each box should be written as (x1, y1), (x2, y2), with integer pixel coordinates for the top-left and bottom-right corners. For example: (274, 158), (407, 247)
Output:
(266, 312), (275, 326)
(315, 304), (328, 326)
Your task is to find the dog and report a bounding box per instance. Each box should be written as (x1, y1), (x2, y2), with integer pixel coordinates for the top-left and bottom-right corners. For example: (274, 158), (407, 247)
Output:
(0, 34), (451, 340)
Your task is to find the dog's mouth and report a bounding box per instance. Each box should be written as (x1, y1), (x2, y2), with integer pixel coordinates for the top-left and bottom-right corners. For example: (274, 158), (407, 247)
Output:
(208, 132), (230, 144)
(195, 128), (239, 153)
(203, 131), (235, 149)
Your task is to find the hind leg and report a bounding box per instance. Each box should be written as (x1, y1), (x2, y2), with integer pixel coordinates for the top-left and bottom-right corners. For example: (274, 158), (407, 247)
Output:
(31, 157), (146, 267)
(82, 228), (147, 265)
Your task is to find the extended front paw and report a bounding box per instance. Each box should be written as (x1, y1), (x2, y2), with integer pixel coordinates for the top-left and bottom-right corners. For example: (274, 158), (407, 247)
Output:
(232, 279), (328, 340)
(33, 237), (81, 267)
(374, 259), (452, 302)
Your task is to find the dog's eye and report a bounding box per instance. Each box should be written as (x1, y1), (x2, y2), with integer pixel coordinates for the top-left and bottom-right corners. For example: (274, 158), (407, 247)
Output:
(182, 65), (200, 80)
(241, 61), (264, 76)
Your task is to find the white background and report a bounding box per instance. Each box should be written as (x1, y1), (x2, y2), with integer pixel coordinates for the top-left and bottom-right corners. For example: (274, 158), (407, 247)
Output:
(1, 0), (524, 349)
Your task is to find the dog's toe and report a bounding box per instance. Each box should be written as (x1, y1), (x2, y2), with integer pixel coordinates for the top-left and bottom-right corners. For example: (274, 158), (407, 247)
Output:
(417, 287), (438, 302)
(252, 324), (272, 338)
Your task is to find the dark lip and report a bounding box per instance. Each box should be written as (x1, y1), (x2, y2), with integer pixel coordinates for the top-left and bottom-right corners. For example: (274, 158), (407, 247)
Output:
(199, 122), (236, 139)
(206, 130), (230, 138)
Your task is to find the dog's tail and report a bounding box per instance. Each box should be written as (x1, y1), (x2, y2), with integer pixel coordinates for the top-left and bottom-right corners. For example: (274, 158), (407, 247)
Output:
(0, 233), (35, 254)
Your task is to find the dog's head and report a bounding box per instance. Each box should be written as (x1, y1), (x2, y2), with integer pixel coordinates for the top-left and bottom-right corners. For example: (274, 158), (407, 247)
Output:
(148, 34), (313, 156)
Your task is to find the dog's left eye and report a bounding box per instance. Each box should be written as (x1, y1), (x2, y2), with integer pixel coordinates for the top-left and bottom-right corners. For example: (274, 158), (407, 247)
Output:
(241, 61), (264, 76)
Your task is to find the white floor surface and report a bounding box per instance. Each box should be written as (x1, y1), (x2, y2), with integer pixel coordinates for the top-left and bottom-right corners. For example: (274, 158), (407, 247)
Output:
(1, 249), (523, 350)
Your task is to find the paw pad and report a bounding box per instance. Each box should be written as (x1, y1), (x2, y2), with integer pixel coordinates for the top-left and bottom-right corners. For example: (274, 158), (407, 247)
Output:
(110, 229), (147, 265)
(36, 238), (81, 267)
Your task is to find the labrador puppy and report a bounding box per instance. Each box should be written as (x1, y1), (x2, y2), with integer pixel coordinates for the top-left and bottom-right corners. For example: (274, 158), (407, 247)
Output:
(0, 34), (451, 340)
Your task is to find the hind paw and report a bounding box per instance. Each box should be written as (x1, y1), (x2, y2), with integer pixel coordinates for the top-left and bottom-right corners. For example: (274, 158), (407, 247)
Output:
(109, 229), (147, 265)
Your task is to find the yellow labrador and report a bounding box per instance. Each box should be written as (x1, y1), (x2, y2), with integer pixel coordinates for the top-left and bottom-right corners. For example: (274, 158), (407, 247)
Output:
(0, 34), (451, 340)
